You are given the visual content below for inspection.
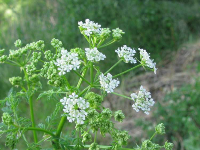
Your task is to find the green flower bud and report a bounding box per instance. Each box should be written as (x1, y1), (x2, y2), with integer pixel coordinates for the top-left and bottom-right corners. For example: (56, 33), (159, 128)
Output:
(113, 130), (130, 146)
(141, 140), (159, 150)
(26, 63), (36, 75)
(84, 92), (103, 109)
(29, 74), (39, 83)
(44, 50), (53, 60)
(82, 131), (92, 143)
(101, 108), (112, 119)
(89, 142), (100, 150)
(32, 52), (41, 63)
(87, 109), (99, 119)
(0, 49), (5, 56)
(114, 110), (125, 122)
(25, 42), (36, 50)
(0, 55), (7, 63)
(112, 28), (125, 40)
(9, 50), (22, 59)
(35, 40), (45, 51)
(155, 123), (165, 135)
(51, 38), (62, 49)
(9, 76), (22, 87)
(164, 141), (173, 150)
(100, 28), (111, 39)
(14, 39), (22, 48)
(2, 113), (13, 125)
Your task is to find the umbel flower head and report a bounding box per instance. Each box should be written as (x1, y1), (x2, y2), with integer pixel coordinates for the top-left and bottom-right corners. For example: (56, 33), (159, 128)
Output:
(131, 86), (155, 115)
(60, 93), (89, 124)
(139, 48), (157, 74)
(115, 45), (137, 64)
(55, 49), (81, 75)
(99, 73), (120, 93)
(85, 47), (106, 62)
(78, 19), (101, 36)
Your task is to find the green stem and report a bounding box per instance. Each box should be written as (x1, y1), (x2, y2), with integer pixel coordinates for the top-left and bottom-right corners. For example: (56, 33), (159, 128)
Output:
(104, 59), (122, 75)
(113, 64), (142, 78)
(69, 145), (136, 150)
(55, 116), (67, 137)
(150, 132), (157, 141)
(29, 96), (38, 143)
(112, 92), (132, 100)
(94, 131), (97, 143)
(90, 62), (94, 84)
(98, 39), (116, 48)
(74, 70), (90, 86)
(26, 127), (55, 137)
(79, 86), (91, 97)
(76, 68), (88, 88)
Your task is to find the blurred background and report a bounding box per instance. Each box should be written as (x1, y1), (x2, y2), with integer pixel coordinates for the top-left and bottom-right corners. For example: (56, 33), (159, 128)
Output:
(0, 0), (200, 149)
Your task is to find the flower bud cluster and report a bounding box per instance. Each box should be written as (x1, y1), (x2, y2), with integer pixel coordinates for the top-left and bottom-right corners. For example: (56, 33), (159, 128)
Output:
(131, 86), (155, 115)
(14, 39), (22, 48)
(164, 141), (173, 150)
(51, 38), (63, 49)
(155, 123), (165, 135)
(0, 55), (7, 63)
(44, 50), (53, 60)
(99, 73), (120, 93)
(112, 28), (125, 40)
(84, 92), (103, 109)
(115, 45), (137, 64)
(112, 130), (130, 148)
(114, 110), (125, 122)
(2, 113), (13, 125)
(32, 52), (41, 63)
(9, 76), (22, 87)
(35, 40), (45, 51)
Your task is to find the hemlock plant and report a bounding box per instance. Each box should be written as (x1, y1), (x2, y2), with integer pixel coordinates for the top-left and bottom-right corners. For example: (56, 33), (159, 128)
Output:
(0, 19), (173, 150)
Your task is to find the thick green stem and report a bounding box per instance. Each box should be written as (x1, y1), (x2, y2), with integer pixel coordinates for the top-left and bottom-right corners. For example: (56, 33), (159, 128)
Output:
(104, 59), (122, 75)
(29, 96), (38, 143)
(113, 64), (142, 78)
(26, 127), (55, 137)
(53, 116), (67, 149)
(55, 116), (67, 137)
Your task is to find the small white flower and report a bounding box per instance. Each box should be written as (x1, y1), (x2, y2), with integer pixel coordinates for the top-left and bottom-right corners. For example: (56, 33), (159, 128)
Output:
(55, 49), (81, 75)
(99, 73), (120, 93)
(131, 86), (155, 115)
(139, 48), (157, 74)
(85, 47), (106, 62)
(115, 45), (137, 64)
(78, 19), (101, 36)
(60, 93), (89, 124)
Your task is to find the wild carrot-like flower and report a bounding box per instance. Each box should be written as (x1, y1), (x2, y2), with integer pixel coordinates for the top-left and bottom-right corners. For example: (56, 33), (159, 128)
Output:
(78, 19), (101, 36)
(99, 73), (120, 93)
(139, 48), (157, 74)
(115, 45), (137, 64)
(55, 49), (81, 75)
(85, 47), (106, 62)
(60, 93), (89, 124)
(131, 86), (155, 115)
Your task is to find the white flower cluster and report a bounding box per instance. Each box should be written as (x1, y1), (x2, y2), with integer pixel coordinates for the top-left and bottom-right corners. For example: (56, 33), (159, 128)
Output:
(131, 86), (155, 115)
(139, 48), (157, 74)
(99, 73), (120, 93)
(55, 50), (81, 75)
(85, 47), (106, 62)
(78, 19), (101, 36)
(115, 45), (137, 64)
(60, 93), (89, 124)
